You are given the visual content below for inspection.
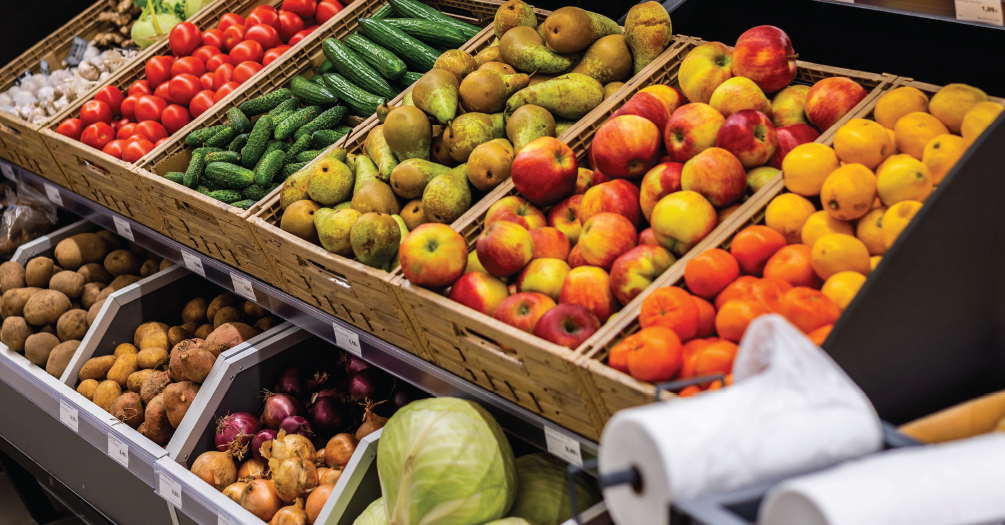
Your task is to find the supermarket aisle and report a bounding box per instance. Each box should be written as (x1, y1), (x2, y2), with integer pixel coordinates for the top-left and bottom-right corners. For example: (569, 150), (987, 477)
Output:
(0, 471), (85, 525)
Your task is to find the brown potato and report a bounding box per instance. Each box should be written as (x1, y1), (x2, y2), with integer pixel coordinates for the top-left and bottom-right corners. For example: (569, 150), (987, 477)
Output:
(127, 241), (147, 258)
(1, 316), (32, 352)
(163, 381), (200, 428)
(194, 324), (213, 339)
(87, 299), (105, 326)
(207, 293), (236, 321)
(69, 299), (81, 311)
(46, 340), (80, 378)
(255, 317), (278, 332)
(181, 298), (208, 324)
(139, 393), (174, 445)
(111, 392), (144, 428)
(179, 347), (217, 383)
(181, 321), (200, 334)
(168, 339), (201, 381)
(107, 353), (139, 388)
(94, 275), (142, 304)
(79, 354), (117, 381)
(77, 263), (111, 285)
(168, 326), (192, 346)
(25, 257), (54, 287)
(77, 378), (99, 400)
(134, 321), (170, 349)
(114, 343), (139, 356)
(80, 282), (104, 310)
(0, 261), (25, 292)
(159, 259), (174, 271)
(127, 368), (155, 392)
(56, 309), (88, 342)
(39, 325), (56, 335)
(24, 332), (60, 367)
(1, 287), (42, 318)
(49, 271), (85, 299)
(95, 230), (122, 251)
(54, 233), (109, 270)
(23, 289), (71, 325)
(140, 370), (172, 404)
(104, 250), (142, 277)
(93, 380), (122, 412)
(140, 259), (159, 277)
(242, 300), (268, 319)
(213, 306), (241, 328)
(137, 347), (169, 369)
(203, 323), (257, 357)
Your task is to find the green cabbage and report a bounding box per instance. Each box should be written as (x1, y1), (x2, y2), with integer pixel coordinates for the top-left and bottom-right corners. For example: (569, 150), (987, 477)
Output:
(507, 454), (602, 525)
(163, 0), (203, 19)
(485, 519), (533, 525)
(130, 13), (182, 48)
(377, 398), (517, 525)
(354, 498), (389, 525)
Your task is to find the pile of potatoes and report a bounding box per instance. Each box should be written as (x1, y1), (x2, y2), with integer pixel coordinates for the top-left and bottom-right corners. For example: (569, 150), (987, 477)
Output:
(74, 292), (277, 446)
(0, 230), (171, 378)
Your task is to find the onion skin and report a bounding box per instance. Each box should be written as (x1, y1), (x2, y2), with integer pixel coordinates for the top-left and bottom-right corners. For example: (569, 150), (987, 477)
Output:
(355, 402), (388, 440)
(324, 434), (358, 469)
(223, 482), (247, 504)
(191, 451), (237, 491)
(348, 369), (390, 401)
(262, 393), (303, 430)
(242, 479), (283, 522)
(320, 468), (342, 485)
(306, 484), (335, 524)
(343, 355), (369, 376)
(279, 416), (314, 439)
(275, 367), (305, 400)
(216, 412), (260, 454)
(273, 455), (318, 503)
(252, 429), (279, 461)
(270, 499), (308, 525)
(308, 396), (349, 437)
(238, 458), (268, 480)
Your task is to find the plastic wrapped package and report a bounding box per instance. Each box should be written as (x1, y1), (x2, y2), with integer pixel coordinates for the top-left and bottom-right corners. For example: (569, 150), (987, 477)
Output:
(0, 180), (58, 258)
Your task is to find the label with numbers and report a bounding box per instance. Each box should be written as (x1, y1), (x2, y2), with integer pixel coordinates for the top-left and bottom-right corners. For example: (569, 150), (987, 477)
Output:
(113, 217), (135, 242)
(332, 322), (362, 357)
(15, 70), (31, 86)
(182, 250), (206, 277)
(108, 433), (128, 468)
(66, 36), (88, 66)
(956, 0), (1004, 25)
(40, 59), (49, 76)
(231, 272), (256, 301)
(59, 399), (79, 433)
(44, 184), (63, 206)
(1, 163), (14, 181)
(159, 471), (183, 508)
(544, 425), (583, 466)
(218, 511), (240, 525)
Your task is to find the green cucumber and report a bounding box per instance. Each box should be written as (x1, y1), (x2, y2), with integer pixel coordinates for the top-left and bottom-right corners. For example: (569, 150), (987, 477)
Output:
(322, 38), (397, 99)
(254, 150), (286, 185)
(241, 115), (274, 168)
(290, 75), (340, 107)
(231, 199), (256, 210)
(403, 71), (423, 85)
(371, 3), (396, 19)
(381, 19), (468, 48)
(281, 161), (309, 180)
(310, 75), (328, 86)
(238, 89), (293, 116)
(321, 73), (383, 117)
(357, 19), (440, 72)
(294, 106), (348, 141)
(205, 126), (236, 148)
(227, 108), (252, 133)
(196, 185), (212, 195)
(312, 127), (352, 148)
(343, 34), (408, 82)
(271, 110), (294, 124)
(204, 151), (241, 164)
(164, 172), (185, 184)
(286, 134), (313, 160)
(268, 98), (299, 117)
(207, 189), (244, 203)
(296, 149), (325, 162)
(318, 59), (336, 75)
(184, 151), (206, 188)
(275, 106), (322, 140)
(386, 0), (481, 38)
(205, 162), (255, 188)
(242, 184), (272, 201)
(265, 140), (289, 154)
(228, 133), (250, 152)
(185, 125), (227, 147)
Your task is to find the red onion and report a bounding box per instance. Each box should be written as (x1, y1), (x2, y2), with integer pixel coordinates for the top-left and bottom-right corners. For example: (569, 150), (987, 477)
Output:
(308, 396), (349, 436)
(343, 355), (369, 376)
(216, 412), (260, 454)
(252, 429), (279, 461)
(306, 372), (329, 392)
(261, 392), (303, 430)
(275, 367), (304, 400)
(348, 368), (391, 401)
(279, 416), (314, 439)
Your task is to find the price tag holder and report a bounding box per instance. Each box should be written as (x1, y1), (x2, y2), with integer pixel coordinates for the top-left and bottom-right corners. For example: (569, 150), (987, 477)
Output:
(108, 433), (129, 468)
(158, 471), (183, 509)
(113, 216), (135, 242)
(544, 425), (583, 466)
(956, 0), (1004, 25)
(40, 59), (49, 76)
(218, 511), (240, 525)
(66, 36), (88, 66)
(230, 272), (256, 301)
(44, 184), (63, 206)
(182, 250), (206, 277)
(332, 322), (362, 357)
(1, 163), (15, 181)
(59, 398), (79, 433)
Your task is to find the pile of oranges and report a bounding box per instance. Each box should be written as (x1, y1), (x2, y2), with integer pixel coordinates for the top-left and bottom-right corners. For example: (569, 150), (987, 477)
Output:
(608, 83), (1003, 396)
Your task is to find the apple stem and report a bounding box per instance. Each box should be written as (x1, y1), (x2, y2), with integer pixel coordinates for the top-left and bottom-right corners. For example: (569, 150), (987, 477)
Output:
(788, 54), (799, 59)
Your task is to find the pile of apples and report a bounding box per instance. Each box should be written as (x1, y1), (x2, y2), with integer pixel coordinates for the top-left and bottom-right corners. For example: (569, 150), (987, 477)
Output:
(54, 1), (343, 163)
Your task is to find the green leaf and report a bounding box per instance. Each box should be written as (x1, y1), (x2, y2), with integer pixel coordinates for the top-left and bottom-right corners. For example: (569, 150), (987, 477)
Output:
(173, 1), (186, 20)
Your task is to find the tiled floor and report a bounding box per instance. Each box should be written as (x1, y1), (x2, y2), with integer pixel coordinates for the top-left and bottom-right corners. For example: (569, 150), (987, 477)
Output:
(0, 472), (86, 525)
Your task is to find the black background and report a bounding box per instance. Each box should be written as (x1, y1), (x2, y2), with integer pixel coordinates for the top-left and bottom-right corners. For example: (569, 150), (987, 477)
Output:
(1, 0), (95, 68)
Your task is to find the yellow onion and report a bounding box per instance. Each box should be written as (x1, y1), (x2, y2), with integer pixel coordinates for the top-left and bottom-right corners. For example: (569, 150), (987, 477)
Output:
(191, 450), (237, 491)
(239, 457), (269, 480)
(270, 498), (308, 525)
(320, 467), (342, 486)
(266, 430), (317, 471)
(241, 479), (283, 522)
(223, 482), (247, 504)
(355, 401), (388, 440)
(324, 433), (358, 469)
(273, 453), (319, 503)
(306, 485), (335, 524)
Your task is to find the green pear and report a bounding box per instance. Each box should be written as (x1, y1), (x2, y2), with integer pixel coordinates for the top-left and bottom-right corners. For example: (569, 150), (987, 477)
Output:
(392, 214), (409, 241)
(422, 164), (471, 224)
(315, 208), (360, 257)
(334, 201), (352, 210)
(390, 159), (452, 200)
(364, 126), (398, 181)
(412, 70), (459, 125)
(350, 212), (401, 269)
(352, 180), (400, 215)
(280, 168), (311, 209)
(442, 113), (496, 163)
(505, 73), (604, 120)
(383, 106), (432, 161)
(306, 158), (354, 206)
(494, 0), (538, 39)
(499, 26), (580, 74)
(506, 104), (555, 153)
(354, 155), (381, 193)
(490, 113), (506, 139)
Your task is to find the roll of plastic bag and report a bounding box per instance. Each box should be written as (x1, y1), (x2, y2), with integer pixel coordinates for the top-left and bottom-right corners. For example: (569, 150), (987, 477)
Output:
(599, 315), (883, 525)
(760, 433), (1005, 525)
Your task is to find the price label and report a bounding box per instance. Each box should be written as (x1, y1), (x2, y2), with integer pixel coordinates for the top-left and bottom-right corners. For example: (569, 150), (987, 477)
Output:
(956, 0), (1004, 25)
(231, 272), (256, 301)
(113, 216), (135, 242)
(159, 471), (183, 509)
(182, 250), (206, 277)
(1, 163), (15, 181)
(44, 184), (63, 206)
(15, 70), (31, 86)
(107, 433), (129, 468)
(66, 36), (88, 66)
(59, 399), (78, 433)
(218, 511), (240, 525)
(544, 425), (583, 466)
(333, 322), (362, 357)
(40, 59), (49, 76)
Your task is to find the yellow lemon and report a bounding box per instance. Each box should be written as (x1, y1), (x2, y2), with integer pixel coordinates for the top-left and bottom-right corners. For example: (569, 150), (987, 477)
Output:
(856, 206), (888, 256)
(870, 255), (882, 271)
(881, 200), (923, 248)
(822, 271), (868, 310)
(874, 86), (929, 129)
(782, 143), (840, 197)
(833, 119), (893, 168)
(819, 163), (877, 221)
(801, 210), (854, 247)
(811, 233), (872, 280)
(961, 101), (1004, 143)
(922, 134), (968, 185)
(894, 112), (950, 160)
(928, 83), (988, 133)
(885, 128), (899, 154)
(876, 154), (933, 205)
(765, 193), (817, 244)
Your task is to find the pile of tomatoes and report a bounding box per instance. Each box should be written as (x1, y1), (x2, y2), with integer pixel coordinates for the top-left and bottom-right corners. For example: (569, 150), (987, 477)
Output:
(54, 0), (345, 163)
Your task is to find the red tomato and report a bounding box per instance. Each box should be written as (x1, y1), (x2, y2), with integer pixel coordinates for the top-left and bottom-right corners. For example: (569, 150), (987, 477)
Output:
(135, 95), (168, 122)
(230, 40), (264, 64)
(145, 55), (175, 88)
(222, 25), (246, 52)
(168, 74), (201, 106)
(202, 28), (225, 48)
(155, 137), (169, 148)
(214, 82), (239, 102)
(161, 105), (192, 135)
(246, 24), (282, 50)
(169, 22), (202, 57)
(172, 56), (206, 77)
(283, 0), (317, 17)
(218, 13), (246, 32)
(213, 63), (235, 89)
(116, 122), (137, 140)
(122, 138), (154, 163)
(247, 7), (281, 32)
(192, 45), (221, 64)
(288, 27), (318, 47)
(263, 45), (290, 66)
(189, 90), (217, 118)
(80, 122), (115, 150)
(128, 80), (151, 97)
(154, 82), (174, 103)
(124, 134), (148, 145)
(134, 120), (169, 142)
(113, 118), (130, 131)
(252, 5), (277, 15)
(56, 118), (83, 140)
(80, 100), (113, 127)
(94, 86), (125, 117)
(277, 11), (305, 42)
(314, 0), (344, 24)
(200, 73), (215, 90)
(120, 96), (139, 121)
(206, 53), (232, 72)
(233, 61), (264, 84)
(102, 139), (126, 159)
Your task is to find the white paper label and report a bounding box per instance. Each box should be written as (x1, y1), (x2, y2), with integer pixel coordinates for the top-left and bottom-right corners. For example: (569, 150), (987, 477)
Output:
(956, 0), (1003, 25)
(544, 425), (583, 466)
(1, 163), (14, 181)
(108, 433), (129, 468)
(66, 36), (88, 66)
(113, 217), (135, 242)
(182, 250), (206, 277)
(231, 272), (256, 301)
(159, 471), (183, 509)
(59, 399), (78, 433)
(45, 184), (63, 206)
(333, 322), (362, 357)
(218, 511), (240, 525)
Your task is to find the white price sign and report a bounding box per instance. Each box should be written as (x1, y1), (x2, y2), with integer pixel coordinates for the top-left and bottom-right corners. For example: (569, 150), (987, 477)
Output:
(956, 0), (1003, 25)
(333, 322), (362, 357)
(44, 184), (63, 206)
(1, 163), (14, 181)
(107, 433), (129, 468)
(218, 511), (240, 525)
(159, 471), (183, 509)
(59, 398), (78, 433)
(544, 425), (583, 466)
(182, 250), (206, 277)
(112, 217), (135, 242)
(230, 272), (256, 301)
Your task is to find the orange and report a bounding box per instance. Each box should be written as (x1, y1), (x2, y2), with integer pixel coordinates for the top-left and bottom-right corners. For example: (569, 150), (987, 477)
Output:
(730, 225), (787, 276)
(684, 248), (741, 299)
(811, 233), (871, 280)
(874, 86), (929, 129)
(680, 338), (714, 378)
(882, 200), (923, 248)
(782, 143), (841, 197)
(609, 340), (631, 374)
(765, 193), (817, 244)
(876, 154), (933, 205)
(715, 298), (770, 342)
(820, 163), (877, 221)
(856, 207), (888, 256)
(833, 119), (893, 169)
(821, 271), (867, 310)
(922, 134), (968, 185)
(640, 287), (700, 340)
(694, 340), (739, 377)
(870, 255), (882, 271)
(693, 296), (716, 337)
(778, 287), (841, 333)
(678, 385), (702, 397)
(928, 83), (988, 133)
(807, 324), (833, 346)
(751, 277), (793, 312)
(894, 112), (949, 159)
(715, 275), (759, 309)
(619, 326), (684, 383)
(961, 101), (1004, 143)
(764, 244), (822, 289)
(886, 128), (899, 154)
(801, 210), (854, 247)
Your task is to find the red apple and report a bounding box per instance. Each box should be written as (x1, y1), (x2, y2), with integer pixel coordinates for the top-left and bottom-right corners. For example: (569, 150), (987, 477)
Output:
(578, 212), (638, 269)
(731, 25), (797, 94)
(517, 258), (572, 301)
(559, 266), (620, 321)
(610, 92), (672, 138)
(681, 147), (747, 207)
(638, 228), (659, 246)
(679, 41), (734, 104)
(476, 221), (534, 277)
(511, 137), (578, 207)
(665, 103), (726, 162)
(709, 77), (772, 119)
(804, 77), (868, 132)
(574, 168), (595, 194)
(640, 162), (683, 222)
(746, 166), (780, 194)
(716, 109), (778, 168)
(529, 227), (571, 260)
(639, 85), (686, 115)
(485, 196), (547, 229)
(399, 223), (468, 288)
(771, 85), (810, 127)
(650, 191), (717, 255)
(449, 271), (510, 316)
(590, 115), (661, 179)
(770, 124), (821, 168)
(579, 180), (643, 228)
(609, 244), (676, 305)
(548, 195), (583, 245)
(532, 303), (601, 348)
(494, 292), (556, 334)
(465, 250), (488, 274)
(568, 245), (587, 268)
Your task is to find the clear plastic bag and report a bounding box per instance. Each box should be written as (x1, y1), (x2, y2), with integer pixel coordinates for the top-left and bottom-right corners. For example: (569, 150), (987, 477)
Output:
(0, 180), (58, 258)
